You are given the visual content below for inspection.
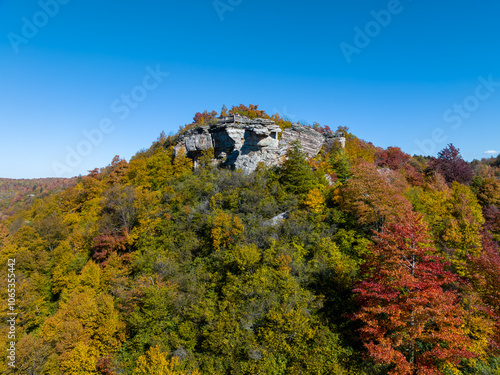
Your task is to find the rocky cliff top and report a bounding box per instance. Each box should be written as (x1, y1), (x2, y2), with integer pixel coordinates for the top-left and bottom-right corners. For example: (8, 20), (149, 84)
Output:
(174, 115), (345, 174)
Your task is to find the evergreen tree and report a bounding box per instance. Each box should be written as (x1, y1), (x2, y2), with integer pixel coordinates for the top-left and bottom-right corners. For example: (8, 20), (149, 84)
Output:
(280, 140), (317, 197)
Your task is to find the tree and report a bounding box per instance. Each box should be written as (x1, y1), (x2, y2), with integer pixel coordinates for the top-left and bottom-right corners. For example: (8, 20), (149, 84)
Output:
(220, 104), (228, 117)
(441, 182), (485, 274)
(477, 177), (500, 207)
(339, 162), (412, 227)
(468, 231), (500, 351)
(428, 144), (473, 185)
(483, 205), (500, 240)
(39, 286), (124, 374)
(328, 148), (351, 183)
(375, 147), (411, 171)
(126, 146), (176, 190)
(59, 342), (100, 375)
(304, 188), (326, 215)
(230, 104), (268, 119)
(92, 229), (129, 263)
(32, 212), (70, 251)
(375, 148), (425, 186)
(345, 135), (378, 164)
(101, 184), (137, 233)
(102, 155), (129, 185)
(209, 209), (244, 251)
(280, 141), (318, 197)
(14, 334), (51, 375)
(354, 212), (475, 374)
(193, 110), (217, 124)
(133, 346), (200, 375)
(407, 182), (485, 274)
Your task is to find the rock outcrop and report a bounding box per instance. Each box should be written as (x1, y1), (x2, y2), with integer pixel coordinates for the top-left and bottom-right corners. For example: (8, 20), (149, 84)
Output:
(280, 124), (325, 157)
(173, 114), (345, 174)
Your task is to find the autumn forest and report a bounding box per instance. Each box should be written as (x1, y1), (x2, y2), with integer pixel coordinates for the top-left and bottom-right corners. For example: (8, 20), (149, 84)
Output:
(1, 105), (500, 374)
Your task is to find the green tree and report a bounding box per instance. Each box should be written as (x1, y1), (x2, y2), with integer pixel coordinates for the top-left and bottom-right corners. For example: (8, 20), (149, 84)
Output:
(280, 141), (318, 197)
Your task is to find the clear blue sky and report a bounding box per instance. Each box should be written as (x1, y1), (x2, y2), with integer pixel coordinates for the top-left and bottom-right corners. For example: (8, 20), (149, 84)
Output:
(1, 0), (499, 178)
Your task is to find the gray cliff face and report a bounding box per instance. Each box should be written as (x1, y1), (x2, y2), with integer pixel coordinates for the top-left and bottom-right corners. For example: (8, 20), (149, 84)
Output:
(280, 124), (325, 158)
(173, 115), (345, 174)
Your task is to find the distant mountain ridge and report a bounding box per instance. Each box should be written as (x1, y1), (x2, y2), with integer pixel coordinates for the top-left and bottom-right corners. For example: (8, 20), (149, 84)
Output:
(0, 177), (78, 219)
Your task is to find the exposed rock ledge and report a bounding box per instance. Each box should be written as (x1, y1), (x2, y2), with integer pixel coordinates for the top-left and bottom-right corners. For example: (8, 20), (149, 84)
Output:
(173, 114), (345, 174)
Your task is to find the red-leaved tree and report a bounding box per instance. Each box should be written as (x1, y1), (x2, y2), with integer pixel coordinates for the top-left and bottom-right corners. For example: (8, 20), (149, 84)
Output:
(354, 212), (475, 374)
(428, 144), (473, 185)
(375, 147), (411, 171)
(193, 110), (217, 124)
(92, 229), (129, 263)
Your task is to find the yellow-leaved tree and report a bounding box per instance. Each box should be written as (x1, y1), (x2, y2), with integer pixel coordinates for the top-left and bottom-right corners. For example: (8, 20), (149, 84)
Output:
(209, 209), (244, 251)
(408, 181), (484, 276)
(133, 345), (200, 375)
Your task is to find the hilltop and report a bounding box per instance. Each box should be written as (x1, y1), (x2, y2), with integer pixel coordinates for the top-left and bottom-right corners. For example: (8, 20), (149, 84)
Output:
(1, 105), (500, 374)
(173, 113), (345, 173)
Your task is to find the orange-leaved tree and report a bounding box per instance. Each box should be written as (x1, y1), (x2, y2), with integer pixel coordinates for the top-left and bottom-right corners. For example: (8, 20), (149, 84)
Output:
(354, 212), (476, 374)
(339, 162), (412, 228)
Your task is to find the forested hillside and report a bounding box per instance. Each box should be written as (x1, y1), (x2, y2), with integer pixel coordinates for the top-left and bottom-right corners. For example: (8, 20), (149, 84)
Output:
(0, 178), (78, 220)
(1, 107), (500, 374)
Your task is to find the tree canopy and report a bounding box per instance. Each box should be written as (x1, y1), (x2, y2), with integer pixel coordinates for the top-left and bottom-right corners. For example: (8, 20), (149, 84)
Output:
(1, 108), (500, 374)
